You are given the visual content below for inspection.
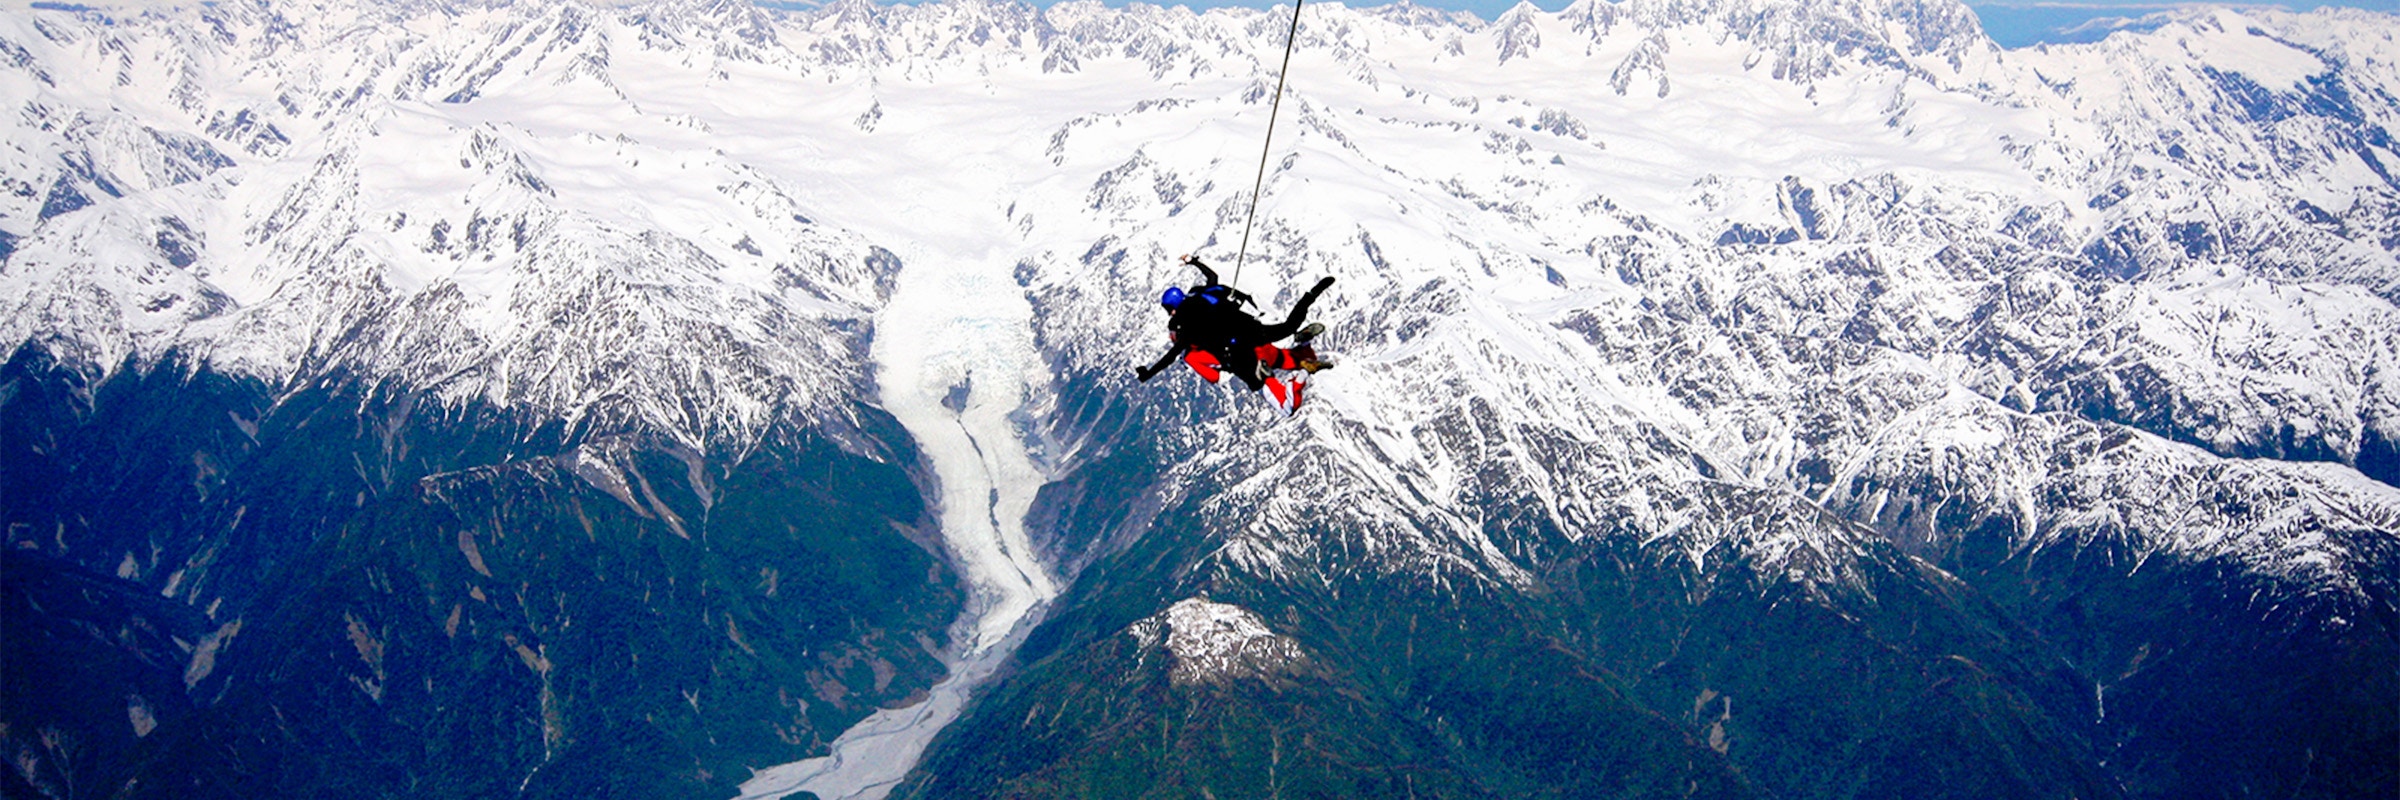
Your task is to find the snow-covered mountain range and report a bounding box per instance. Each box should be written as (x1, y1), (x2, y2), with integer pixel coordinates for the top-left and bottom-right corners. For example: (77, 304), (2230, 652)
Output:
(3, 0), (2394, 797)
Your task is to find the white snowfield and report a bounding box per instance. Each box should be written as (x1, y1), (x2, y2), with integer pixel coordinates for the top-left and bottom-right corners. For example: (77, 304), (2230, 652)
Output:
(4, 0), (2399, 796)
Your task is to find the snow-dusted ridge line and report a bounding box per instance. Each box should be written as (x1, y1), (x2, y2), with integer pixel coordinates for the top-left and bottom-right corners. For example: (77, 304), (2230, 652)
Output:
(987, 0), (2398, 610)
(6, 0), (2393, 615)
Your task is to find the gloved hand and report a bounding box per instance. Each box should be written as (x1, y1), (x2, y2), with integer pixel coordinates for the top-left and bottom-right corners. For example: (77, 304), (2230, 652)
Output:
(1135, 365), (1159, 382)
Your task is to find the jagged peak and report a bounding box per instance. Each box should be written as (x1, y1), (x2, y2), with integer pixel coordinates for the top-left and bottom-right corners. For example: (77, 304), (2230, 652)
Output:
(1125, 597), (1310, 686)
(1354, 0), (1481, 32)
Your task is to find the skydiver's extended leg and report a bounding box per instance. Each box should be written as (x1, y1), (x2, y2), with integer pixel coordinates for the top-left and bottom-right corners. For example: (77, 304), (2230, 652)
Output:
(1255, 276), (1336, 342)
(1182, 350), (1227, 383)
(1253, 344), (1299, 371)
(1254, 342), (1332, 375)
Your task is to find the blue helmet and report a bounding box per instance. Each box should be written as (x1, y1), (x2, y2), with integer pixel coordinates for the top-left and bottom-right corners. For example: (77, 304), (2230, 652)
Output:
(1160, 286), (1186, 309)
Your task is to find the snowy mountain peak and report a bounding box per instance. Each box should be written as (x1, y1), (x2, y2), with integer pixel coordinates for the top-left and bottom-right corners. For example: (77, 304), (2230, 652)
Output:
(6, 0), (2395, 560)
(1128, 597), (1311, 686)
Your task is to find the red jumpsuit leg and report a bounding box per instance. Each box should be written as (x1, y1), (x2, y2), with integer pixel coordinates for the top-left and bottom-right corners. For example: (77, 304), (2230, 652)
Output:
(1261, 375), (1306, 415)
(1252, 343), (1299, 371)
(1182, 350), (1225, 383)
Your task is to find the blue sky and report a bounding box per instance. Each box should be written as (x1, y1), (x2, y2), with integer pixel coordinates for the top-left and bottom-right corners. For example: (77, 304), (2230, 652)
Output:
(1960, 2), (2396, 46)
(1075, 0), (2396, 47)
(1148, 0), (2395, 16)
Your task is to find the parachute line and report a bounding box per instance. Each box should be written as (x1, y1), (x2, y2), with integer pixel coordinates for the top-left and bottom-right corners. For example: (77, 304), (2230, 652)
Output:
(1230, 0), (1305, 290)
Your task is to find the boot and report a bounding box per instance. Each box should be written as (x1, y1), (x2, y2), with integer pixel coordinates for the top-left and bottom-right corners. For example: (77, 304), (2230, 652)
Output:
(1288, 277), (1336, 320)
(1305, 275), (1335, 300)
(1293, 322), (1324, 343)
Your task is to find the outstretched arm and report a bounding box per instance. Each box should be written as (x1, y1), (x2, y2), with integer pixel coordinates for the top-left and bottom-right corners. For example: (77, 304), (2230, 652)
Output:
(1180, 254), (1220, 286)
(1135, 341), (1182, 382)
(1180, 254), (1256, 305)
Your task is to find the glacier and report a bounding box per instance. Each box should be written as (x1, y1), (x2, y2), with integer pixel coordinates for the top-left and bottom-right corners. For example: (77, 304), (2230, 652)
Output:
(736, 66), (1069, 800)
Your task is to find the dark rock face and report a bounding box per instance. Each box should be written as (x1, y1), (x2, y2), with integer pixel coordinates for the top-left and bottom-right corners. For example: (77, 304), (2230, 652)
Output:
(1959, 539), (2398, 800)
(0, 343), (962, 799)
(909, 430), (2121, 800)
(1835, 426), (2400, 799)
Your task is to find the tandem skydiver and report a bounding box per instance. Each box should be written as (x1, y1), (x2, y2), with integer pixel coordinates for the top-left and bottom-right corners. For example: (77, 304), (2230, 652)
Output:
(1134, 254), (1335, 415)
